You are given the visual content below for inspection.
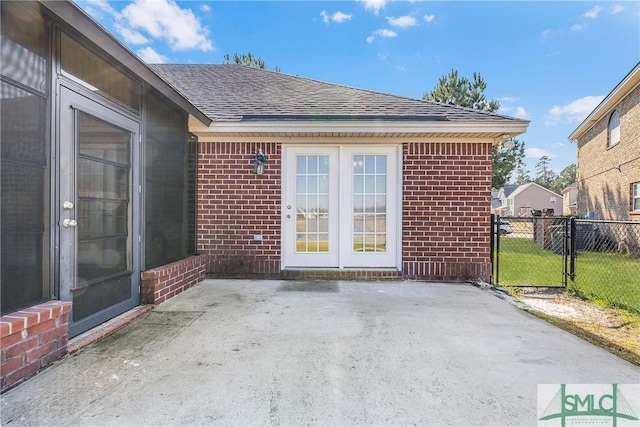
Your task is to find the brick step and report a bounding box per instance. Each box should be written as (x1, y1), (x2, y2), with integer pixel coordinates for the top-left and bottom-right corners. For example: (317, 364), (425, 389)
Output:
(281, 269), (402, 281)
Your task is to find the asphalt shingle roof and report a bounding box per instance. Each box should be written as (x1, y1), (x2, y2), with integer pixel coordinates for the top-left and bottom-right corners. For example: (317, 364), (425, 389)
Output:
(152, 64), (527, 124)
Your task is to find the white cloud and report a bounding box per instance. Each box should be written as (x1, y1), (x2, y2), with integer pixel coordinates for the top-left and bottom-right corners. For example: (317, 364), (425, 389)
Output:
(611, 4), (624, 14)
(122, 0), (213, 51)
(84, 0), (121, 21)
(321, 10), (352, 24)
(86, 0), (120, 18)
(583, 6), (602, 19)
(541, 29), (555, 38)
(387, 15), (418, 27)
(545, 95), (605, 125)
(500, 96), (518, 103)
(499, 105), (529, 119)
(200, 4), (211, 13)
(571, 24), (584, 31)
(423, 14), (435, 23)
(366, 29), (397, 43)
(526, 148), (553, 159)
(320, 10), (330, 24)
(137, 46), (168, 63)
(513, 107), (529, 119)
(551, 142), (565, 148)
(332, 11), (353, 23)
(358, 0), (386, 15)
(116, 24), (149, 44)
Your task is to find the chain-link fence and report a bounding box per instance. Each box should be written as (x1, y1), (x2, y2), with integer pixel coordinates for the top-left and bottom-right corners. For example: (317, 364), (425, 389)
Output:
(492, 216), (567, 288)
(492, 216), (640, 312)
(570, 220), (640, 313)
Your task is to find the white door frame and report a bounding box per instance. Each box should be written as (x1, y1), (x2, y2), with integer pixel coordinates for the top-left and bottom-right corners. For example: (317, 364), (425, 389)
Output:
(281, 144), (401, 270)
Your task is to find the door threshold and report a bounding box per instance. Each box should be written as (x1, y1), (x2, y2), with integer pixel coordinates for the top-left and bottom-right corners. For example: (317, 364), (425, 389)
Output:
(68, 305), (153, 354)
(281, 268), (402, 281)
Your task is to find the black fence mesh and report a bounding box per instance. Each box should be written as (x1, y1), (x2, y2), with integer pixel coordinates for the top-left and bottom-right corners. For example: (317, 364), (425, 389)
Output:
(571, 220), (640, 313)
(493, 216), (567, 288)
(493, 216), (640, 313)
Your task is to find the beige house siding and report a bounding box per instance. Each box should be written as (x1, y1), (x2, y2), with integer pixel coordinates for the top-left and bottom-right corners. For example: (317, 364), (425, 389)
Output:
(562, 186), (577, 215)
(576, 83), (640, 220)
(510, 184), (563, 216)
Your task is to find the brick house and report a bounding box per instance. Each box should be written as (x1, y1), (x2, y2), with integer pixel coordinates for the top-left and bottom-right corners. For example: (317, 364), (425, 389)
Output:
(569, 62), (640, 221)
(1, 0), (528, 392)
(153, 65), (529, 281)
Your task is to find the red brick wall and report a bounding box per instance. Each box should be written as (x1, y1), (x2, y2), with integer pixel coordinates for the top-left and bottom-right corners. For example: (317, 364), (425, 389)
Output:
(141, 254), (207, 305)
(402, 142), (493, 281)
(198, 142), (282, 276)
(1, 301), (72, 393)
(197, 141), (492, 282)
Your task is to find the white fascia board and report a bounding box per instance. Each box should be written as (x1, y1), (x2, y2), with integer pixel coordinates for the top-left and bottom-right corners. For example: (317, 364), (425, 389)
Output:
(193, 120), (529, 137)
(569, 62), (640, 141)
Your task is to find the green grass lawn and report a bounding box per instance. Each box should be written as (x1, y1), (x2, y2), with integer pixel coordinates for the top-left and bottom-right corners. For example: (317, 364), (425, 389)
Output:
(571, 251), (640, 313)
(497, 238), (564, 287)
(497, 237), (640, 313)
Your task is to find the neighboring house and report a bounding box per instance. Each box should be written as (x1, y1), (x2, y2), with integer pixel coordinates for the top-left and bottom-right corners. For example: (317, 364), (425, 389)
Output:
(1, 1), (211, 391)
(562, 183), (578, 215)
(569, 62), (640, 221)
(1, 0), (529, 392)
(491, 184), (518, 216)
(502, 183), (563, 217)
(153, 64), (528, 282)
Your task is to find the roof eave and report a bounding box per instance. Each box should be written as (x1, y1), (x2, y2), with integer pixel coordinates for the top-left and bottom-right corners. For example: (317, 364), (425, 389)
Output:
(569, 62), (640, 141)
(190, 119), (529, 140)
(41, 0), (212, 126)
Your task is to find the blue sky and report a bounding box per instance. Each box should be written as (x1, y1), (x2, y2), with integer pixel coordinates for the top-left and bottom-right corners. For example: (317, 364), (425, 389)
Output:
(79, 0), (640, 179)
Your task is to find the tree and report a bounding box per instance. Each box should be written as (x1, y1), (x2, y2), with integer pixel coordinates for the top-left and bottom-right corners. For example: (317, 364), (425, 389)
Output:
(423, 69), (523, 188)
(223, 52), (281, 72)
(549, 163), (576, 195)
(534, 156), (557, 190)
(492, 139), (525, 189)
(515, 162), (532, 185)
(423, 69), (500, 112)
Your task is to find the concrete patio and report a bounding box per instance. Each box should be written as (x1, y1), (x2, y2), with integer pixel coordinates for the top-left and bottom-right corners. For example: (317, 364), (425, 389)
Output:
(2, 279), (639, 426)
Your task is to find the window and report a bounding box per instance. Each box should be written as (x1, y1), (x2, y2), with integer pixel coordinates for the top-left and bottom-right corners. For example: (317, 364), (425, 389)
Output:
(61, 32), (141, 113)
(1, 1), (51, 314)
(633, 183), (640, 211)
(550, 197), (556, 205)
(144, 91), (190, 269)
(608, 110), (620, 147)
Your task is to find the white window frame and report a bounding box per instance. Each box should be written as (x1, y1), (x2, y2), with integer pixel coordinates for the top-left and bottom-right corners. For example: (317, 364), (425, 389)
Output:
(633, 182), (640, 211)
(607, 110), (620, 148)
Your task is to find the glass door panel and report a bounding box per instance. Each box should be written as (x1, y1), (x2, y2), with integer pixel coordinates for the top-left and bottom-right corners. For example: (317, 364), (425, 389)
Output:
(76, 113), (131, 286)
(352, 155), (387, 252)
(295, 155), (330, 253)
(283, 147), (339, 267)
(342, 147), (398, 268)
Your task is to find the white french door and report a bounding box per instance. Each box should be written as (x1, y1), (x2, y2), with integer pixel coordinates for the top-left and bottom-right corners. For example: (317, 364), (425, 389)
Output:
(282, 145), (399, 269)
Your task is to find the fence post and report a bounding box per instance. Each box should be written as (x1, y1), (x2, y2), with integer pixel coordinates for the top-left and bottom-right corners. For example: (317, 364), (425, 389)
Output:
(562, 217), (569, 287)
(569, 218), (576, 281)
(494, 214), (500, 285)
(490, 214), (494, 284)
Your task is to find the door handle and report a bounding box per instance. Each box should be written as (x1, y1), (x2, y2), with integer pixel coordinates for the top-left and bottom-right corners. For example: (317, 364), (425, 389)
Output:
(62, 219), (77, 228)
